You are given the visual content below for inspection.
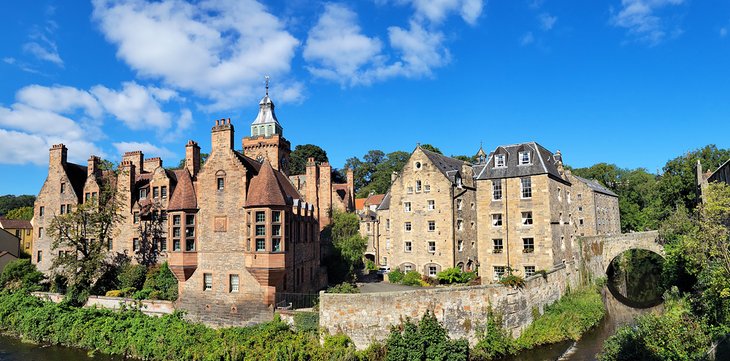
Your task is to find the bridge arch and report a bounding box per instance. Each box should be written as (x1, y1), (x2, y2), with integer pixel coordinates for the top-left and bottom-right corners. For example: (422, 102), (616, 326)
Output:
(601, 231), (664, 273)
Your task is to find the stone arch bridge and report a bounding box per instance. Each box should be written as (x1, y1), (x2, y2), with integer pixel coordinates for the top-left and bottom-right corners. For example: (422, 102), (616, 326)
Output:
(581, 230), (664, 275)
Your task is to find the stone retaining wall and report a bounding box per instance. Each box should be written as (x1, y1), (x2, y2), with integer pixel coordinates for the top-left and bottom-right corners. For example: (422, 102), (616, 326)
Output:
(319, 261), (582, 349)
(31, 292), (175, 317)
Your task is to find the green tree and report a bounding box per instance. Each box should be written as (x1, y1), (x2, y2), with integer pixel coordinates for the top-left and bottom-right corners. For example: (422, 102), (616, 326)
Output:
(47, 183), (124, 305)
(0, 195), (35, 216)
(420, 144), (442, 155)
(174, 153), (209, 170)
(290, 144), (329, 175)
(353, 150), (409, 197)
(4, 206), (33, 220)
(452, 154), (477, 163)
(385, 311), (469, 361)
(323, 210), (367, 283)
(0, 259), (44, 291)
(135, 202), (165, 267)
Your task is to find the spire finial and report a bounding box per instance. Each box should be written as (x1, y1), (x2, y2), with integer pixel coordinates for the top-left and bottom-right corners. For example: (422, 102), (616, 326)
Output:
(265, 75), (270, 96)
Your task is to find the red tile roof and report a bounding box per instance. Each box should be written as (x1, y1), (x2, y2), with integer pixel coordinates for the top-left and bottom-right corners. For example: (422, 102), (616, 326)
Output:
(364, 194), (385, 207)
(168, 169), (197, 210)
(355, 198), (366, 210)
(246, 161), (288, 207)
(0, 218), (32, 229)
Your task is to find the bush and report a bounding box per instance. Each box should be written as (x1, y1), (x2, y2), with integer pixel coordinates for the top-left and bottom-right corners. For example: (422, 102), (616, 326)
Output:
(142, 263), (178, 301)
(365, 260), (378, 271)
(118, 264), (147, 291)
(401, 271), (424, 287)
(327, 282), (360, 294)
(437, 268), (477, 285)
(0, 259), (44, 291)
(473, 311), (515, 359)
(498, 274), (525, 289)
(293, 311), (319, 332)
(385, 310), (469, 361)
(599, 290), (711, 361)
(388, 268), (404, 284)
(105, 290), (123, 297)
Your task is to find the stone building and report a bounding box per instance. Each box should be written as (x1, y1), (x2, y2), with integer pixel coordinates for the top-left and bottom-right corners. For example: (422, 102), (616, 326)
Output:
(32, 88), (341, 327)
(376, 146), (478, 276)
(474, 142), (619, 282)
(0, 218), (33, 255)
(356, 193), (385, 264)
(697, 158), (730, 202)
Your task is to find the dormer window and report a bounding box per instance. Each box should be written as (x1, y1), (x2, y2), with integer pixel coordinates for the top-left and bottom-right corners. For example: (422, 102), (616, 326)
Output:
(495, 154), (506, 168)
(519, 151), (531, 165)
(455, 174), (463, 188)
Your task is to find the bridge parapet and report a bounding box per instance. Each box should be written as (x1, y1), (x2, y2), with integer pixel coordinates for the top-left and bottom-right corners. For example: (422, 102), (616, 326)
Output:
(580, 231), (663, 276)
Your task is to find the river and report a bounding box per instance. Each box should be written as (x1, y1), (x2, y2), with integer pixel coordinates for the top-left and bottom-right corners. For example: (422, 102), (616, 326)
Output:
(0, 334), (120, 361)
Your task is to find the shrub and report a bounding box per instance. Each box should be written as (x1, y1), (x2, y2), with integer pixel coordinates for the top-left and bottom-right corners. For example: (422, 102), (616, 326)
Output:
(473, 311), (515, 359)
(142, 262), (178, 301)
(385, 310), (469, 361)
(105, 290), (122, 297)
(327, 282), (360, 294)
(402, 271), (424, 287)
(365, 260), (378, 271)
(498, 274), (525, 289)
(388, 268), (405, 284)
(437, 268), (477, 285)
(0, 259), (44, 291)
(118, 264), (147, 291)
(293, 311), (319, 332)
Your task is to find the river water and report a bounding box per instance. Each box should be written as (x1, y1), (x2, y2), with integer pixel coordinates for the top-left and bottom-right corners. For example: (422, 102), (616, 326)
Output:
(0, 334), (121, 361)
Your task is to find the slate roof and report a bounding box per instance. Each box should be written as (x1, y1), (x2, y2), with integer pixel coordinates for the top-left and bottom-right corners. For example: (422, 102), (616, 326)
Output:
(421, 148), (468, 183)
(475, 142), (567, 183)
(0, 229), (19, 257)
(251, 95), (281, 126)
(0, 218), (32, 229)
(64, 162), (88, 199)
(234, 150), (262, 173)
(168, 169), (197, 210)
(376, 191), (391, 211)
(246, 161), (288, 207)
(572, 175), (618, 197)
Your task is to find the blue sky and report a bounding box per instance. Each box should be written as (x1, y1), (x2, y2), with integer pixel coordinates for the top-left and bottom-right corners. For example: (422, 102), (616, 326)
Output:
(1, 0), (729, 195)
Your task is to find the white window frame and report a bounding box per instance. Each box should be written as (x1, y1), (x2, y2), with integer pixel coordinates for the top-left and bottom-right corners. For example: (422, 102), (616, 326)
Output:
(428, 221), (436, 232)
(521, 211), (533, 225)
(525, 266), (536, 277)
(404, 241), (413, 252)
(204, 273), (212, 291)
(519, 151), (530, 165)
(428, 266), (438, 277)
(493, 266), (505, 281)
(230, 274), (239, 293)
(521, 177), (532, 199)
(404, 202), (412, 212)
(495, 154), (506, 168)
(492, 214), (503, 227)
(428, 241), (436, 253)
(492, 180), (502, 200)
(457, 240), (464, 252)
(427, 200), (435, 210)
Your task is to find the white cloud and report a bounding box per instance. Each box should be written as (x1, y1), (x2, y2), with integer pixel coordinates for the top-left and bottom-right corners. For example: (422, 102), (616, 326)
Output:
(539, 13), (557, 31)
(610, 0), (685, 45)
(0, 82), (190, 165)
(303, 4), (383, 86)
(3, 57), (16, 65)
(91, 0), (302, 109)
(410, 0), (484, 25)
(91, 82), (176, 130)
(23, 41), (63, 67)
(388, 21), (449, 77)
(112, 141), (175, 160)
(521, 32), (535, 46)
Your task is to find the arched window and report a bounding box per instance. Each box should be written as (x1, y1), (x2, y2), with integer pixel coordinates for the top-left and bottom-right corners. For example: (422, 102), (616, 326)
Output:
(216, 170), (226, 191)
(415, 180), (422, 192)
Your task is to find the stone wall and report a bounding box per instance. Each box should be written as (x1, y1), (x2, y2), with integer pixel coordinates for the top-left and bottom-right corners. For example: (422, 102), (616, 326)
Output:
(31, 292), (174, 317)
(319, 261), (582, 349)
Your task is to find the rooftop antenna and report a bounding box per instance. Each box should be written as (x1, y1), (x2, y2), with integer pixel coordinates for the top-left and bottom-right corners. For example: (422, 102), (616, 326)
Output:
(265, 75), (270, 96)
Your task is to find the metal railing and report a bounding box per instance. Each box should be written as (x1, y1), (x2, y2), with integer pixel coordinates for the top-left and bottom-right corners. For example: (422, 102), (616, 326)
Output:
(275, 292), (319, 310)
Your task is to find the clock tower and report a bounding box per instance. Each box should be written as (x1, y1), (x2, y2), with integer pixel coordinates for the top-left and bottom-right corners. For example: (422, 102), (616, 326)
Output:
(242, 77), (291, 175)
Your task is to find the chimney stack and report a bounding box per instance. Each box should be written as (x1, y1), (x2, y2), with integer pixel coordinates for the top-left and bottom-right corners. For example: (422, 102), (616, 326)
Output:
(211, 118), (234, 150)
(122, 151), (144, 174)
(186, 140), (201, 178)
(87, 156), (101, 178)
(49, 144), (68, 167)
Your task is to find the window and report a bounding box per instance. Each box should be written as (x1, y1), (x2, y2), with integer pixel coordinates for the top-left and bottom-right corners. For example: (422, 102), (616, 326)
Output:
(578, 193), (582, 200)
(428, 221), (436, 232)
(386, 219), (390, 230)
(272, 225), (281, 236)
(567, 191), (571, 204)
(255, 211), (266, 223)
(407, 186), (413, 194)
(186, 214), (195, 225)
(60, 182), (66, 193)
(519, 151), (530, 165)
(522, 211), (533, 225)
(272, 211), (281, 223)
(557, 188), (561, 201)
(186, 227), (195, 238)
(204, 273), (212, 291)
(521, 177), (532, 198)
(495, 154), (506, 168)
(579, 219), (584, 225)
(404, 222), (412, 232)
(217, 177), (225, 190)
(161, 186), (167, 199)
(457, 219), (463, 231)
(272, 238), (281, 252)
(578, 206), (583, 212)
(133, 212), (140, 224)
(37, 250), (42, 262)
(457, 199), (463, 210)
(404, 264), (413, 272)
(494, 266), (505, 280)
(185, 239), (195, 251)
(140, 188), (147, 199)
(60, 204), (66, 214)
(523, 238), (534, 253)
(428, 266), (437, 277)
(386, 239), (391, 250)
(67, 205), (71, 213)
(256, 225), (266, 236)
(85, 193), (91, 202)
(404, 202), (411, 212)
(424, 184), (431, 192)
(173, 215), (181, 225)
(173, 239), (181, 251)
(416, 180), (422, 192)
(492, 214), (503, 227)
(230, 274), (239, 292)
(525, 266), (536, 277)
(173, 227), (181, 238)
(404, 241), (412, 252)
(458, 240), (464, 252)
(256, 239), (265, 251)
(428, 241), (436, 253)
(415, 161), (422, 169)
(456, 174), (463, 188)
(92, 192), (97, 199)
(160, 238), (167, 252)
(153, 187), (159, 199)
(39, 206), (44, 216)
(492, 180), (502, 200)
(38, 227), (43, 238)
(493, 239), (503, 253)
(133, 238), (140, 252)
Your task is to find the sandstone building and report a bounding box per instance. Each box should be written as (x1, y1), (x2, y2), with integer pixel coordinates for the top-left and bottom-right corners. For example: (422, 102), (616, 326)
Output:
(0, 218), (33, 255)
(375, 146), (478, 276)
(356, 193), (385, 264)
(32, 88), (353, 326)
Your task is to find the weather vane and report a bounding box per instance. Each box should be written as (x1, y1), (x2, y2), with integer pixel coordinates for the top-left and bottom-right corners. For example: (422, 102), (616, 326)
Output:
(265, 75), (270, 96)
